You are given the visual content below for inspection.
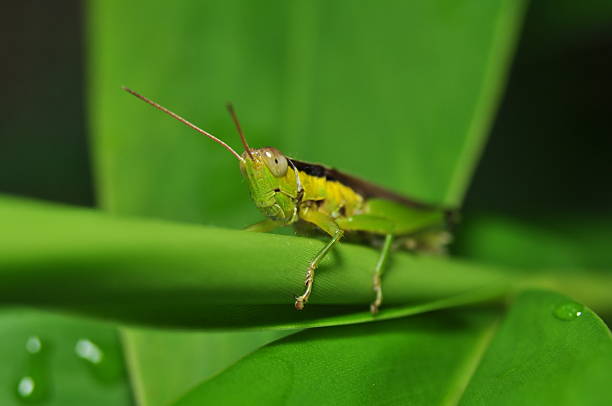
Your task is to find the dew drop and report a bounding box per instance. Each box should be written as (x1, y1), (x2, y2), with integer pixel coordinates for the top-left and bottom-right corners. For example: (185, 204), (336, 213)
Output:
(75, 339), (103, 364)
(17, 376), (35, 398)
(25, 336), (42, 354)
(15, 335), (50, 403)
(553, 302), (584, 321)
(75, 337), (122, 384)
(15, 374), (47, 403)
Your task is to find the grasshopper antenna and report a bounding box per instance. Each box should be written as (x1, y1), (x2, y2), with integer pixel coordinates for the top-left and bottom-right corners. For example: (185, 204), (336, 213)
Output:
(226, 103), (254, 160)
(122, 87), (245, 162)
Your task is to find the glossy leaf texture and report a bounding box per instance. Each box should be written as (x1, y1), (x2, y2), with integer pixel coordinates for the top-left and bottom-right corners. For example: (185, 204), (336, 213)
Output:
(0, 196), (510, 329)
(121, 328), (292, 406)
(174, 290), (612, 406)
(460, 291), (612, 405)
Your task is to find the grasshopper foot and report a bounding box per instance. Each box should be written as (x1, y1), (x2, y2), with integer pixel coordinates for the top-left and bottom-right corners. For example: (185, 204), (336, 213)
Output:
(294, 267), (315, 310)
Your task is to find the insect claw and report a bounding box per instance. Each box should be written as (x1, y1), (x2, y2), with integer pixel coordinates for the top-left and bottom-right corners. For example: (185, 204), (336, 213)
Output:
(370, 303), (379, 315)
(371, 274), (383, 315)
(295, 267), (314, 310)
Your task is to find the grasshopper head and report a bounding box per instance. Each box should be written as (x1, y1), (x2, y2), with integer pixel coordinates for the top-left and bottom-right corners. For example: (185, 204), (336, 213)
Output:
(239, 147), (298, 224)
(120, 89), (299, 223)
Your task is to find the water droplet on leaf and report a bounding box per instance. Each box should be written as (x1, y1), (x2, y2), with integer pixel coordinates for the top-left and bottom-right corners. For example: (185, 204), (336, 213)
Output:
(25, 336), (42, 354)
(75, 338), (122, 384)
(75, 339), (103, 364)
(15, 335), (50, 403)
(15, 374), (47, 403)
(17, 376), (35, 398)
(553, 302), (584, 321)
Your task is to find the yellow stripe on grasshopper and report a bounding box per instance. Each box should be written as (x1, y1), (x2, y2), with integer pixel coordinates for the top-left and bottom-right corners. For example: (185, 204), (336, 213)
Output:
(293, 168), (365, 218)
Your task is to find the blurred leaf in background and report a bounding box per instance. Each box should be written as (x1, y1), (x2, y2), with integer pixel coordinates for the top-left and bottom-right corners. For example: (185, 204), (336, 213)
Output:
(0, 2), (93, 207)
(455, 0), (612, 272)
(88, 0), (525, 224)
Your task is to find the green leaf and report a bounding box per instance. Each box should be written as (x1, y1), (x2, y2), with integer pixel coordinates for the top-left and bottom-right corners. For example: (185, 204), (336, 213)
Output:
(0, 195), (510, 329)
(460, 291), (612, 405)
(122, 328), (291, 406)
(0, 309), (131, 406)
(173, 290), (612, 405)
(175, 309), (501, 405)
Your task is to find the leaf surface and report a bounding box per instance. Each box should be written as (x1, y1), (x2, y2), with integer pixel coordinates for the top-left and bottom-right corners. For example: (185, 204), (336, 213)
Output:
(173, 290), (612, 405)
(0, 310), (131, 406)
(0, 196), (509, 329)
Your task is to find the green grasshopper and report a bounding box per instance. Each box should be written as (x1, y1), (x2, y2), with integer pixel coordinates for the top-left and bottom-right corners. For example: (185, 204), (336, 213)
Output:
(123, 87), (454, 314)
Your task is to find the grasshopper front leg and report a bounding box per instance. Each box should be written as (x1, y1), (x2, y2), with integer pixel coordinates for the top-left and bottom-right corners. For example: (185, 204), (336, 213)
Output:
(295, 209), (344, 310)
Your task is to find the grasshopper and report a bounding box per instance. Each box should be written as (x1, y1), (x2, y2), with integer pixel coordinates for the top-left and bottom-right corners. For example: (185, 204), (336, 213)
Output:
(123, 87), (454, 314)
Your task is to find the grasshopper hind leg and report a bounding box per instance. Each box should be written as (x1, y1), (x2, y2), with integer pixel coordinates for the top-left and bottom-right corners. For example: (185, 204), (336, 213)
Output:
(336, 214), (398, 314)
(371, 234), (394, 314)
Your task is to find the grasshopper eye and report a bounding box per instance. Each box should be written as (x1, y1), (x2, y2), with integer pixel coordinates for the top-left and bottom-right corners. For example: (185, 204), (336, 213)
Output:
(262, 148), (288, 177)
